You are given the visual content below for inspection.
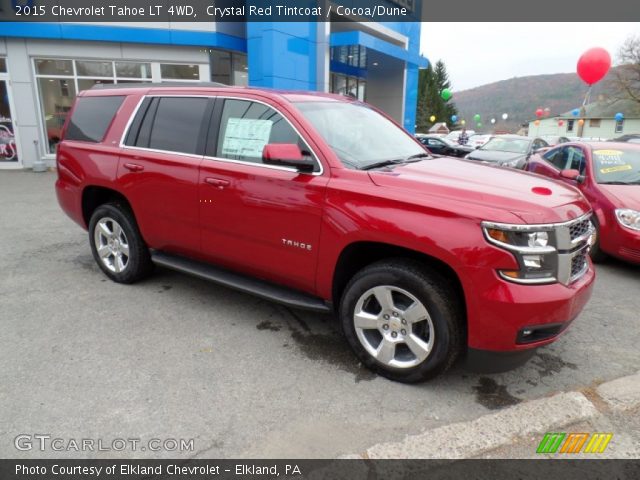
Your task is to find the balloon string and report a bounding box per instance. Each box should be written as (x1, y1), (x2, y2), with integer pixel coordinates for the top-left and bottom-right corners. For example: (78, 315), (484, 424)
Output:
(582, 85), (592, 107)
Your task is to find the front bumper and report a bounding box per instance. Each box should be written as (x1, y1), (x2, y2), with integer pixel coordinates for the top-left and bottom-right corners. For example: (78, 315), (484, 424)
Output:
(462, 262), (595, 353)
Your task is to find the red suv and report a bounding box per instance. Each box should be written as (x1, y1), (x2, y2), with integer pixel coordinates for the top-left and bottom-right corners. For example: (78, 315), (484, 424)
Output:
(56, 84), (595, 382)
(526, 142), (640, 264)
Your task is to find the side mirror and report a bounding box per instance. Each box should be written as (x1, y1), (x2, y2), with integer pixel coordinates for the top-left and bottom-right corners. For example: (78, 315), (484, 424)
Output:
(262, 144), (315, 173)
(560, 169), (586, 184)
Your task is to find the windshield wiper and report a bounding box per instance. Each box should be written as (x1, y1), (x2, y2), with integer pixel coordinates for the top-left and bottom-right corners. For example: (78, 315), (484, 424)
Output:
(361, 153), (430, 171)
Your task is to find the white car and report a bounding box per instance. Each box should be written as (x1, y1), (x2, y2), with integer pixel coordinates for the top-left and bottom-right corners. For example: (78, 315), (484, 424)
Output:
(468, 134), (492, 148)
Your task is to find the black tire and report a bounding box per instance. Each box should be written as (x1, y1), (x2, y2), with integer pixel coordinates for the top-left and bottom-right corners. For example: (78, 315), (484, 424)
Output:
(88, 202), (153, 284)
(339, 259), (464, 383)
(590, 220), (608, 263)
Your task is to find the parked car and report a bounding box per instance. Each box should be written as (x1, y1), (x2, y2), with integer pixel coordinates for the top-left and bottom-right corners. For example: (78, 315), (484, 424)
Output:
(541, 135), (570, 147)
(415, 134), (475, 157)
(612, 134), (640, 144)
(468, 134), (493, 149)
(56, 84), (595, 382)
(466, 135), (549, 169)
(526, 142), (640, 264)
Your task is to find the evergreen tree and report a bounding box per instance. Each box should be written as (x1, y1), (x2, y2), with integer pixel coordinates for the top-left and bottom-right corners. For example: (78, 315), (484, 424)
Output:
(416, 60), (458, 133)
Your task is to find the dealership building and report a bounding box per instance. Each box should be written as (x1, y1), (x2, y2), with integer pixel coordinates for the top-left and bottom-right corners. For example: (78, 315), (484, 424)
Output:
(0, 14), (426, 169)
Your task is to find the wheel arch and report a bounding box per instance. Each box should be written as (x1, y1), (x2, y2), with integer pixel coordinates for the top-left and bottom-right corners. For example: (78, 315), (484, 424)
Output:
(331, 241), (467, 322)
(81, 185), (133, 228)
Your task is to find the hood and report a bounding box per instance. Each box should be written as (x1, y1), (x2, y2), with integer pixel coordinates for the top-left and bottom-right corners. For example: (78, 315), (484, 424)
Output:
(368, 157), (590, 224)
(599, 184), (640, 211)
(466, 149), (525, 163)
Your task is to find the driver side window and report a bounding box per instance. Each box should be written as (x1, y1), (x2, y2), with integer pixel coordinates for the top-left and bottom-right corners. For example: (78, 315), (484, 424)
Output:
(566, 146), (587, 174)
(215, 99), (313, 167)
(543, 147), (566, 170)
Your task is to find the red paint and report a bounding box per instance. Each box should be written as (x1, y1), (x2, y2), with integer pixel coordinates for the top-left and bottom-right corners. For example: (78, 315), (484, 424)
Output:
(56, 85), (596, 355)
(526, 142), (640, 264)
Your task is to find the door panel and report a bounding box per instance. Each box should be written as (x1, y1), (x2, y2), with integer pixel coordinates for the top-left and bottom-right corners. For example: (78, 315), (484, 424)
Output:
(116, 95), (211, 255)
(198, 97), (328, 293)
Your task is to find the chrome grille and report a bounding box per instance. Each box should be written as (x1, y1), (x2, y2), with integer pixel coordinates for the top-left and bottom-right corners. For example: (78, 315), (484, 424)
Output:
(569, 218), (592, 242)
(570, 249), (589, 281)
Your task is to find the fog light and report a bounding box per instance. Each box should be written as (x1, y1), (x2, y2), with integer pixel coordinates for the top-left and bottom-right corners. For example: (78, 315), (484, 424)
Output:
(522, 329), (533, 336)
(523, 255), (542, 269)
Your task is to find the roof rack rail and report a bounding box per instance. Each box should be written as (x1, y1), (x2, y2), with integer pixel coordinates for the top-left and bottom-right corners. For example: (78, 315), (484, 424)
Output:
(90, 81), (229, 90)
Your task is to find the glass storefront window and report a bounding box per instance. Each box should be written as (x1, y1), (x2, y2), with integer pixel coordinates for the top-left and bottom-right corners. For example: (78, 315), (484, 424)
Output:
(210, 50), (248, 86)
(232, 53), (248, 86)
(330, 46), (367, 69)
(115, 62), (151, 79)
(35, 59), (73, 76)
(0, 58), (6, 73)
(76, 61), (113, 77)
(77, 79), (114, 91)
(37, 77), (77, 153)
(34, 57), (208, 154)
(160, 64), (200, 80)
(331, 73), (366, 101)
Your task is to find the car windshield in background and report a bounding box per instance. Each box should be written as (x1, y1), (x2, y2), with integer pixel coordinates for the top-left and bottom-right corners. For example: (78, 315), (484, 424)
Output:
(481, 137), (530, 154)
(295, 101), (425, 169)
(593, 147), (640, 184)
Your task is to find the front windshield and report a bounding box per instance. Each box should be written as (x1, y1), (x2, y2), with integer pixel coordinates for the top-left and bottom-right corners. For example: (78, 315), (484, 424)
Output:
(593, 147), (640, 184)
(481, 137), (530, 154)
(294, 101), (425, 169)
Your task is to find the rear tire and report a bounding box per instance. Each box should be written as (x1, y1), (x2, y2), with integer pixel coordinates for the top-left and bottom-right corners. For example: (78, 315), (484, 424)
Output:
(339, 259), (464, 383)
(88, 203), (153, 284)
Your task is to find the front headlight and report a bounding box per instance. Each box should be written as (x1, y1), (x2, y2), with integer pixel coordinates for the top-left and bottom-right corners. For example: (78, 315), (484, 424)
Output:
(482, 222), (557, 284)
(615, 209), (640, 231)
(502, 158), (522, 169)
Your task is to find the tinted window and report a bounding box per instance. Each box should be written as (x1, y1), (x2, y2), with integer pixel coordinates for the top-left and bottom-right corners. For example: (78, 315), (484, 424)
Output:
(148, 97), (209, 155)
(65, 96), (124, 143)
(543, 147), (565, 170)
(216, 99), (307, 165)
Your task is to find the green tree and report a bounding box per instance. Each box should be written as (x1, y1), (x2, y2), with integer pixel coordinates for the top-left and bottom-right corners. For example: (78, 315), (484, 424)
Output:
(416, 60), (458, 132)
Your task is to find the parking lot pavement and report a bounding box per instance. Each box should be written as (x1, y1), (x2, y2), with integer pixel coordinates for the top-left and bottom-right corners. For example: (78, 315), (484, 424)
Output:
(1, 170), (639, 459)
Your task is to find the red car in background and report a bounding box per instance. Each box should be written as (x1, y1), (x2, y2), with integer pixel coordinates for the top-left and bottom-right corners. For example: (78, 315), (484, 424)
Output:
(526, 142), (640, 264)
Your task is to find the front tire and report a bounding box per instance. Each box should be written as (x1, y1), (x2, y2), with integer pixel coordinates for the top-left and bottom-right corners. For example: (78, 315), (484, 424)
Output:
(339, 259), (464, 383)
(590, 221), (607, 263)
(88, 203), (153, 284)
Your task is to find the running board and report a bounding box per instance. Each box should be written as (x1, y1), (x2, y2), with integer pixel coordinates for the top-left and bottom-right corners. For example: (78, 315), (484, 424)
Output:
(151, 251), (331, 313)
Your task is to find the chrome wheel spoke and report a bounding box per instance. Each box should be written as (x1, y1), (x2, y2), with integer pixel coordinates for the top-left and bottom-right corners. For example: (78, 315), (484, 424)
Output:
(97, 245), (111, 259)
(120, 243), (130, 257)
(113, 223), (123, 240)
(403, 301), (429, 325)
(372, 286), (395, 311)
(114, 254), (125, 273)
(375, 340), (396, 364)
(405, 334), (431, 362)
(98, 221), (112, 238)
(354, 311), (380, 330)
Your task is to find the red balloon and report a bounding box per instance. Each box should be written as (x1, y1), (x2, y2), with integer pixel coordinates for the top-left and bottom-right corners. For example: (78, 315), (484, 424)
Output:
(577, 47), (611, 85)
(535, 108), (544, 118)
(558, 120), (564, 126)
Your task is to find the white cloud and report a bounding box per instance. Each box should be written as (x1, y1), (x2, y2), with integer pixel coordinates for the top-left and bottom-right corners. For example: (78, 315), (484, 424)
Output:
(420, 23), (640, 91)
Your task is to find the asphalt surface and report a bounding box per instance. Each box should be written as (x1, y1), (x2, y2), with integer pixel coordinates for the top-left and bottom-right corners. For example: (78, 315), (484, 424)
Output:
(1, 170), (639, 459)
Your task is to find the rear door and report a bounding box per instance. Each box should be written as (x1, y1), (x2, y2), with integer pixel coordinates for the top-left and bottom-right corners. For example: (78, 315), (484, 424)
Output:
(198, 96), (329, 292)
(117, 95), (213, 256)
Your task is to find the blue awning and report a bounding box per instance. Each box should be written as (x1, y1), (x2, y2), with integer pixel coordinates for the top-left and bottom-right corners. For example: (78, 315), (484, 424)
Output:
(330, 31), (428, 68)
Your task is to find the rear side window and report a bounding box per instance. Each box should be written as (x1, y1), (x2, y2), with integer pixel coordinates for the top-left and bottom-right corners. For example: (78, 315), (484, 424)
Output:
(148, 97), (209, 155)
(125, 97), (210, 155)
(65, 96), (125, 143)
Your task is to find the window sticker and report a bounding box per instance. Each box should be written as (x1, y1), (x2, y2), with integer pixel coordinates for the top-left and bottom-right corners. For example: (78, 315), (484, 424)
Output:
(221, 118), (273, 158)
(594, 149), (625, 165)
(600, 164), (633, 174)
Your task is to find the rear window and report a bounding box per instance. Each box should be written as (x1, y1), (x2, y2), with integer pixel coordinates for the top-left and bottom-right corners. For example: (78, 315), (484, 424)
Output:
(65, 96), (125, 143)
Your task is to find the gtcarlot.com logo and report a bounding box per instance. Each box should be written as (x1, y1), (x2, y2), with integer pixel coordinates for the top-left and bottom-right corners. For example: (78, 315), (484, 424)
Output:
(15, 434), (194, 453)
